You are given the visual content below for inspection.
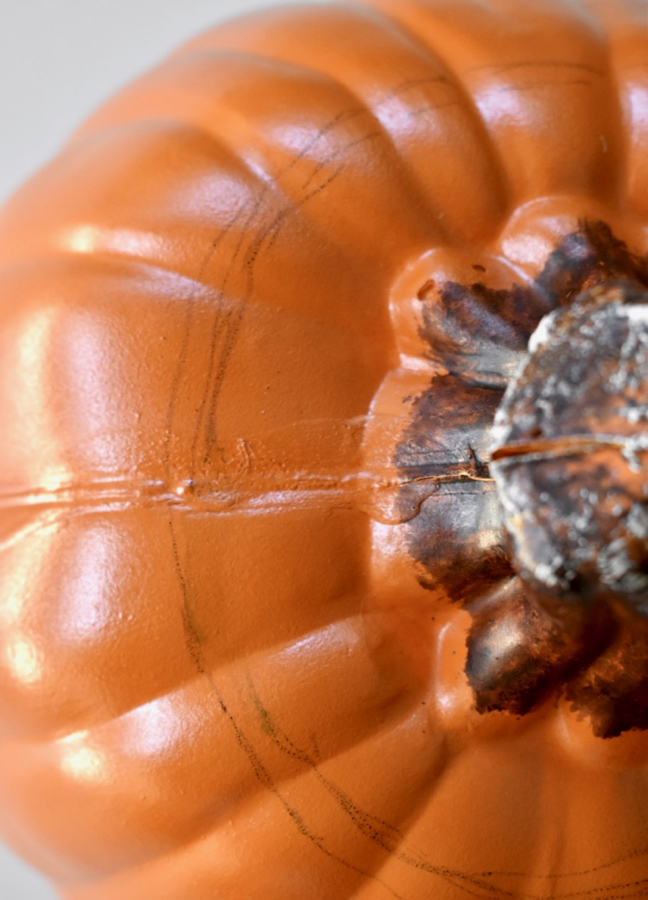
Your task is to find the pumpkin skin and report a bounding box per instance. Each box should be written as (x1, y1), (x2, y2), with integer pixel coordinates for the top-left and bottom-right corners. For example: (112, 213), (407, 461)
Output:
(0, 1), (647, 898)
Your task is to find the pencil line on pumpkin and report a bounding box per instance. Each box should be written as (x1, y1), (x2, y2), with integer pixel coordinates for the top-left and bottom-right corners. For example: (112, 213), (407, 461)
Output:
(466, 60), (606, 77)
(201, 166), (345, 455)
(469, 843), (648, 881)
(188, 68), (464, 453)
(189, 68), (469, 466)
(162, 198), (248, 480)
(301, 131), (383, 190)
(243, 676), (517, 899)
(188, 261), (254, 474)
(490, 79), (595, 94)
(186, 97), (372, 473)
(284, 74), (454, 185)
(164, 561), (408, 900)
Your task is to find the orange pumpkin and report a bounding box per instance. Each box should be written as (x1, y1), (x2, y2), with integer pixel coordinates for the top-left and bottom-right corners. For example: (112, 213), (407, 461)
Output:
(0, 1), (647, 898)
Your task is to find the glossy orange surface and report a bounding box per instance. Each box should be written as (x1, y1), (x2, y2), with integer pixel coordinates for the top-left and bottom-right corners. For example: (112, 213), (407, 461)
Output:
(0, 1), (647, 898)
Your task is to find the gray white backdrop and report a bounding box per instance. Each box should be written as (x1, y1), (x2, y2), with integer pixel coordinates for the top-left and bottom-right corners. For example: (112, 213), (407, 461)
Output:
(0, 1), (323, 896)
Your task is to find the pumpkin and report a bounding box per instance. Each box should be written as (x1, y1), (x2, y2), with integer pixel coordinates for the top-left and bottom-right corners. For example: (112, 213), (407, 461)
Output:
(0, 0), (646, 897)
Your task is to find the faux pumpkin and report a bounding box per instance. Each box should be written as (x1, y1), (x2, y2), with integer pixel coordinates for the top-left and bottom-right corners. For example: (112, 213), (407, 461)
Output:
(0, 1), (646, 897)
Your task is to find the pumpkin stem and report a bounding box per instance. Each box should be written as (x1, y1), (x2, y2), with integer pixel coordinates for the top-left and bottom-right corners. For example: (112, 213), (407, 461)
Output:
(489, 280), (648, 617)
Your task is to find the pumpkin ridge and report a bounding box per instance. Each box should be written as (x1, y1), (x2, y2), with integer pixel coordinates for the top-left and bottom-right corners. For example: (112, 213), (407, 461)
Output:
(371, 0), (628, 204)
(180, 671), (410, 900)
(242, 675), (440, 861)
(210, 701), (519, 900)
(170, 147), (357, 482)
(184, 160), (365, 478)
(199, 1), (510, 242)
(357, 3), (513, 227)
